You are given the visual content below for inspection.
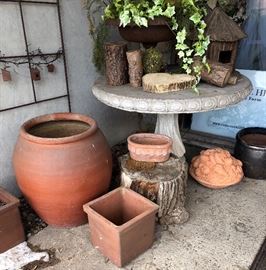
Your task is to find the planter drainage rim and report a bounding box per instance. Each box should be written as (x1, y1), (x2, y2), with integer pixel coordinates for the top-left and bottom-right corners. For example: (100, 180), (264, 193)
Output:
(20, 112), (98, 145)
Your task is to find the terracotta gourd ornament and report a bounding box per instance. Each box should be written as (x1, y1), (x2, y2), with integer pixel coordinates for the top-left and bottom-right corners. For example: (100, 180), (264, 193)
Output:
(189, 148), (243, 189)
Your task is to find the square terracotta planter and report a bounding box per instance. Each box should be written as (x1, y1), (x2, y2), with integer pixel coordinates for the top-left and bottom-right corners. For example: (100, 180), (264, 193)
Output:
(83, 187), (159, 267)
(0, 187), (25, 253)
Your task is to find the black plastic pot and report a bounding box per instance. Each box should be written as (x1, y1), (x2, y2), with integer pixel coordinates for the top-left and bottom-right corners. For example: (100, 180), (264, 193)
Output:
(234, 127), (266, 179)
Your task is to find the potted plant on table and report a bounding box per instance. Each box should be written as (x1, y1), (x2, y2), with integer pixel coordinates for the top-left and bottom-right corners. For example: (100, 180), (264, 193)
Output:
(85, 0), (210, 92)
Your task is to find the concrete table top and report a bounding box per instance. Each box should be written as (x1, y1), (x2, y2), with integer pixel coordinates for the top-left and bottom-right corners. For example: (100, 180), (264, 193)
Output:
(92, 76), (252, 157)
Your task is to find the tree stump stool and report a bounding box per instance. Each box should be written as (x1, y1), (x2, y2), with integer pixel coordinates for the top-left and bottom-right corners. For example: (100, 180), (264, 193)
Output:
(119, 154), (189, 225)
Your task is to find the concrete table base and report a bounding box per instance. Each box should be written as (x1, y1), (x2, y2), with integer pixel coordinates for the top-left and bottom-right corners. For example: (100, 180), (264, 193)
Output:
(155, 114), (185, 157)
(120, 154), (189, 225)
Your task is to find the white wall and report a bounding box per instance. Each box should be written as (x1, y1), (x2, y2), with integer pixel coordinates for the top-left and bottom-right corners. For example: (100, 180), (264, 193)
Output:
(0, 0), (139, 194)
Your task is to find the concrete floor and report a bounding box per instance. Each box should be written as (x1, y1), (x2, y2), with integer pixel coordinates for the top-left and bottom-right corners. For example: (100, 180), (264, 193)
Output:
(29, 176), (266, 270)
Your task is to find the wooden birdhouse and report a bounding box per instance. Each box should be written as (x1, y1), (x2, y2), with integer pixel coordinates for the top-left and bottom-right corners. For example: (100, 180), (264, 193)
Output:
(205, 7), (247, 69)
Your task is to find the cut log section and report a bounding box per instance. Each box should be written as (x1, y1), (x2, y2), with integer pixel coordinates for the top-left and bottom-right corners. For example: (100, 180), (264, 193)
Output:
(142, 73), (196, 93)
(120, 154), (189, 225)
(104, 42), (128, 86)
(126, 50), (143, 87)
(227, 75), (238, 85)
(201, 60), (232, 87)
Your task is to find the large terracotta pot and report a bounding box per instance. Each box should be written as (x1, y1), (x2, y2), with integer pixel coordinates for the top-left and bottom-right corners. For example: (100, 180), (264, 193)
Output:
(13, 113), (112, 227)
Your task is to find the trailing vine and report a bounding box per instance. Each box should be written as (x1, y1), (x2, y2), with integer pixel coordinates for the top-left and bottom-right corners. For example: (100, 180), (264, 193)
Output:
(0, 49), (62, 67)
(103, 0), (210, 93)
(83, 0), (111, 73)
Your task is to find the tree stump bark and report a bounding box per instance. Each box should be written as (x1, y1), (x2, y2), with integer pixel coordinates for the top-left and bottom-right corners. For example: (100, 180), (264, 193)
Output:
(126, 50), (143, 87)
(201, 61), (232, 87)
(120, 154), (189, 225)
(104, 42), (128, 86)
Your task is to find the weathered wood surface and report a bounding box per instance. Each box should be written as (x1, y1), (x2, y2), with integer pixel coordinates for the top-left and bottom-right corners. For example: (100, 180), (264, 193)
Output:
(228, 75), (238, 85)
(120, 154), (189, 225)
(126, 50), (143, 87)
(104, 42), (128, 86)
(201, 61), (232, 87)
(142, 73), (196, 93)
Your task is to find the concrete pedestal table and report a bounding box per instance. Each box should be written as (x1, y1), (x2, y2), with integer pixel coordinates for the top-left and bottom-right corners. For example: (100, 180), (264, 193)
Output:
(93, 76), (251, 157)
(92, 76), (252, 224)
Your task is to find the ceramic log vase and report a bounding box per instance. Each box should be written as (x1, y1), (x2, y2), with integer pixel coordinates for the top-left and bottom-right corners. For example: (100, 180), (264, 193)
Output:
(13, 113), (112, 227)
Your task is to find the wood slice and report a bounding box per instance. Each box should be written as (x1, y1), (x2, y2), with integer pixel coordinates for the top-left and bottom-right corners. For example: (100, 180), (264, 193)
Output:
(104, 42), (128, 86)
(120, 154), (189, 225)
(142, 73), (196, 93)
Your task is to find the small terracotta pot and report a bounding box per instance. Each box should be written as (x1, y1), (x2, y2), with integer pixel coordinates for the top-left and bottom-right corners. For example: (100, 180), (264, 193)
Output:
(127, 133), (172, 162)
(2, 69), (12, 81)
(13, 113), (112, 227)
(234, 127), (266, 179)
(0, 187), (25, 253)
(47, 64), (55, 72)
(83, 187), (159, 267)
(30, 67), (41, 81)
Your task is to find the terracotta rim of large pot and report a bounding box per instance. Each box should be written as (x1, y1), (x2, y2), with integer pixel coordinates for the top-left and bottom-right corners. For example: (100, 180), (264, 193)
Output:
(20, 113), (98, 145)
(236, 127), (266, 151)
(127, 133), (172, 149)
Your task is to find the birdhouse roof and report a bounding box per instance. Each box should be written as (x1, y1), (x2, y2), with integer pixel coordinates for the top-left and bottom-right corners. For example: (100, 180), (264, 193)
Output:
(205, 7), (247, 42)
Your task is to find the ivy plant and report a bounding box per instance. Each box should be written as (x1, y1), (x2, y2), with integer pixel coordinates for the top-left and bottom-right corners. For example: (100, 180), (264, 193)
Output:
(103, 0), (210, 93)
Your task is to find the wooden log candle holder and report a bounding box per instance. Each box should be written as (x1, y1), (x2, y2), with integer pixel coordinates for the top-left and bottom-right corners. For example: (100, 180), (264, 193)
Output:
(126, 50), (143, 87)
(104, 42), (128, 86)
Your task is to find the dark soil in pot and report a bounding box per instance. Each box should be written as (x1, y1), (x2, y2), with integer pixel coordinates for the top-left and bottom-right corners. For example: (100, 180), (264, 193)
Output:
(27, 120), (90, 138)
(234, 127), (266, 179)
(241, 133), (266, 147)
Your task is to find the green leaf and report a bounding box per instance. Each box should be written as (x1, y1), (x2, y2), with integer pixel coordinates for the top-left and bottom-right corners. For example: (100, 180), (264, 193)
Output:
(189, 12), (202, 24)
(175, 43), (189, 51)
(134, 15), (148, 27)
(119, 10), (131, 27)
(163, 5), (175, 18)
(171, 18), (178, 30)
(176, 28), (187, 43)
(178, 51), (185, 58)
(186, 49), (193, 56)
(192, 85), (200, 95)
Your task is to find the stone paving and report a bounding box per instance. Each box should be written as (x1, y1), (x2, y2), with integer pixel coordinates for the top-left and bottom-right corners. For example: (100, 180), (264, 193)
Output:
(29, 177), (266, 270)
